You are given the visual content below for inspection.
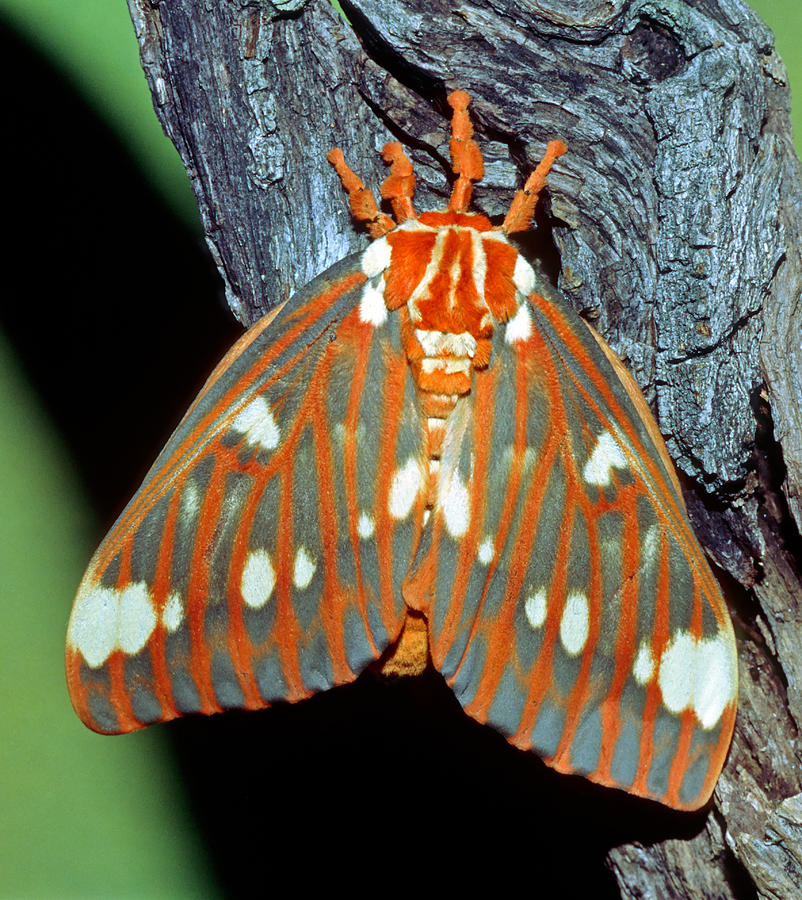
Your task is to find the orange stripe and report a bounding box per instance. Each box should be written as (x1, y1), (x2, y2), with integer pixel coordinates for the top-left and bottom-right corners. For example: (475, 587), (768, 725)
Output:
(666, 709), (696, 807)
(223, 469), (264, 712)
(341, 320), (376, 648)
(184, 456), (225, 715)
(631, 529), (672, 797)
(533, 295), (698, 546)
(274, 464), (307, 700)
(65, 650), (96, 732)
(594, 487), (641, 782)
(372, 341), (412, 634)
(106, 649), (140, 733)
(309, 372), (351, 684)
(699, 702), (737, 805)
(430, 364), (496, 666)
(664, 556), (705, 805)
(89, 271), (366, 577)
(107, 537), (141, 730)
(462, 358), (530, 719)
(147, 486), (182, 723)
(550, 476), (603, 769)
(507, 450), (570, 744)
(533, 292), (728, 626)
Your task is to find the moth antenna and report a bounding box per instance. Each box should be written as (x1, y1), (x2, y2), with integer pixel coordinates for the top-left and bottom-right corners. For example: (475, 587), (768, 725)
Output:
(501, 139), (567, 234)
(327, 148), (396, 238)
(381, 142), (417, 223)
(447, 90), (484, 213)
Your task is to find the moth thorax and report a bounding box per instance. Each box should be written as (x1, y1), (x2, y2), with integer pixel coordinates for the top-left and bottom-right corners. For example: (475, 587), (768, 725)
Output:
(388, 223), (519, 398)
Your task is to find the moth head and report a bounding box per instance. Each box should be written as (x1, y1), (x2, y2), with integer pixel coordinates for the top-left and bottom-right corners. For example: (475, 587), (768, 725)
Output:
(328, 91), (566, 241)
(328, 91), (566, 340)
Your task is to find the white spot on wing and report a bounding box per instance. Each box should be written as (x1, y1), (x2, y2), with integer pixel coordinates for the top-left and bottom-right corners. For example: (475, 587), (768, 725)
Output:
(524, 588), (547, 630)
(117, 582), (157, 655)
(693, 633), (737, 729)
(513, 254), (536, 296)
(388, 457), (423, 520)
(359, 276), (388, 326)
(162, 592), (184, 633)
(293, 546), (317, 590)
(642, 524), (660, 564)
(583, 430), (628, 486)
(633, 639), (654, 685)
(67, 579), (157, 668)
(241, 549), (276, 609)
(441, 469), (471, 538)
(231, 396), (280, 451)
(357, 511), (375, 539)
(181, 482), (201, 519)
(658, 630), (696, 713)
(361, 236), (391, 277)
(505, 303), (533, 344)
(657, 629), (736, 728)
(559, 591), (589, 656)
(68, 583), (119, 668)
(478, 537), (494, 565)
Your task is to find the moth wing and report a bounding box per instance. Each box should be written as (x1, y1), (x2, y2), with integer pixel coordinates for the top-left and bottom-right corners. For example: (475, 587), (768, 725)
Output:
(67, 255), (428, 733)
(405, 289), (737, 810)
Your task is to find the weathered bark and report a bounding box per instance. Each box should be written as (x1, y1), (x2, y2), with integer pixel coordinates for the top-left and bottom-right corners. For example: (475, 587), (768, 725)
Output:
(127, 0), (802, 895)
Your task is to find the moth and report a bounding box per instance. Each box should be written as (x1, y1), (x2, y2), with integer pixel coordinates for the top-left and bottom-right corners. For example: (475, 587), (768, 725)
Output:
(66, 91), (737, 810)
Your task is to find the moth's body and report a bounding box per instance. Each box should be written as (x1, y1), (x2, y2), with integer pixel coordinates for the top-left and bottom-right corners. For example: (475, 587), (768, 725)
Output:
(67, 92), (737, 812)
(364, 215), (536, 537)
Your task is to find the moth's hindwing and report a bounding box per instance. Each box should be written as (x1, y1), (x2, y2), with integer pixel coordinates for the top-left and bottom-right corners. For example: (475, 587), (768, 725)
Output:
(404, 287), (737, 811)
(66, 254), (428, 733)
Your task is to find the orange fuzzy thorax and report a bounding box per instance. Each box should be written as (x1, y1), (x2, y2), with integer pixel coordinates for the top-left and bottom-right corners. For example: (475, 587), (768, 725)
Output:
(329, 91), (566, 400)
(385, 222), (518, 396)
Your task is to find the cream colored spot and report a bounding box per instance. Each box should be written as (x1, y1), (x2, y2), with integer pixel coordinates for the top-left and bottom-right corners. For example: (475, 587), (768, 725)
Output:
(415, 329), (476, 358)
(68, 583), (119, 668)
(361, 236), (391, 277)
(470, 229), (488, 300)
(420, 358), (471, 375)
(231, 396), (280, 451)
(513, 254), (536, 296)
(657, 631), (696, 714)
(293, 546), (317, 590)
(180, 482), (201, 519)
(441, 469), (471, 538)
(693, 633), (737, 729)
(67, 580), (157, 668)
(477, 536), (494, 565)
(583, 431), (628, 486)
(241, 549), (276, 609)
(642, 524), (660, 564)
(524, 588), (547, 630)
(559, 591), (589, 656)
(633, 639), (655, 685)
(389, 457), (423, 520)
(162, 592), (184, 633)
(357, 512), (375, 540)
(118, 583), (157, 655)
(359, 276), (388, 327)
(504, 302), (533, 344)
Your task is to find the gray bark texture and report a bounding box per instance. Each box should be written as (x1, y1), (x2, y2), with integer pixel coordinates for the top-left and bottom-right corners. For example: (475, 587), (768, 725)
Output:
(127, 0), (801, 895)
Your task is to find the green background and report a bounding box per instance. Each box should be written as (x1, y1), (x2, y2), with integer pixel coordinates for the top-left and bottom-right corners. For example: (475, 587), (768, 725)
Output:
(0, 2), (797, 896)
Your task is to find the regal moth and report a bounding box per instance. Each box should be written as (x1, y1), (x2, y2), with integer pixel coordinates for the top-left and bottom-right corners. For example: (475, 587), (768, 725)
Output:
(66, 90), (737, 811)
